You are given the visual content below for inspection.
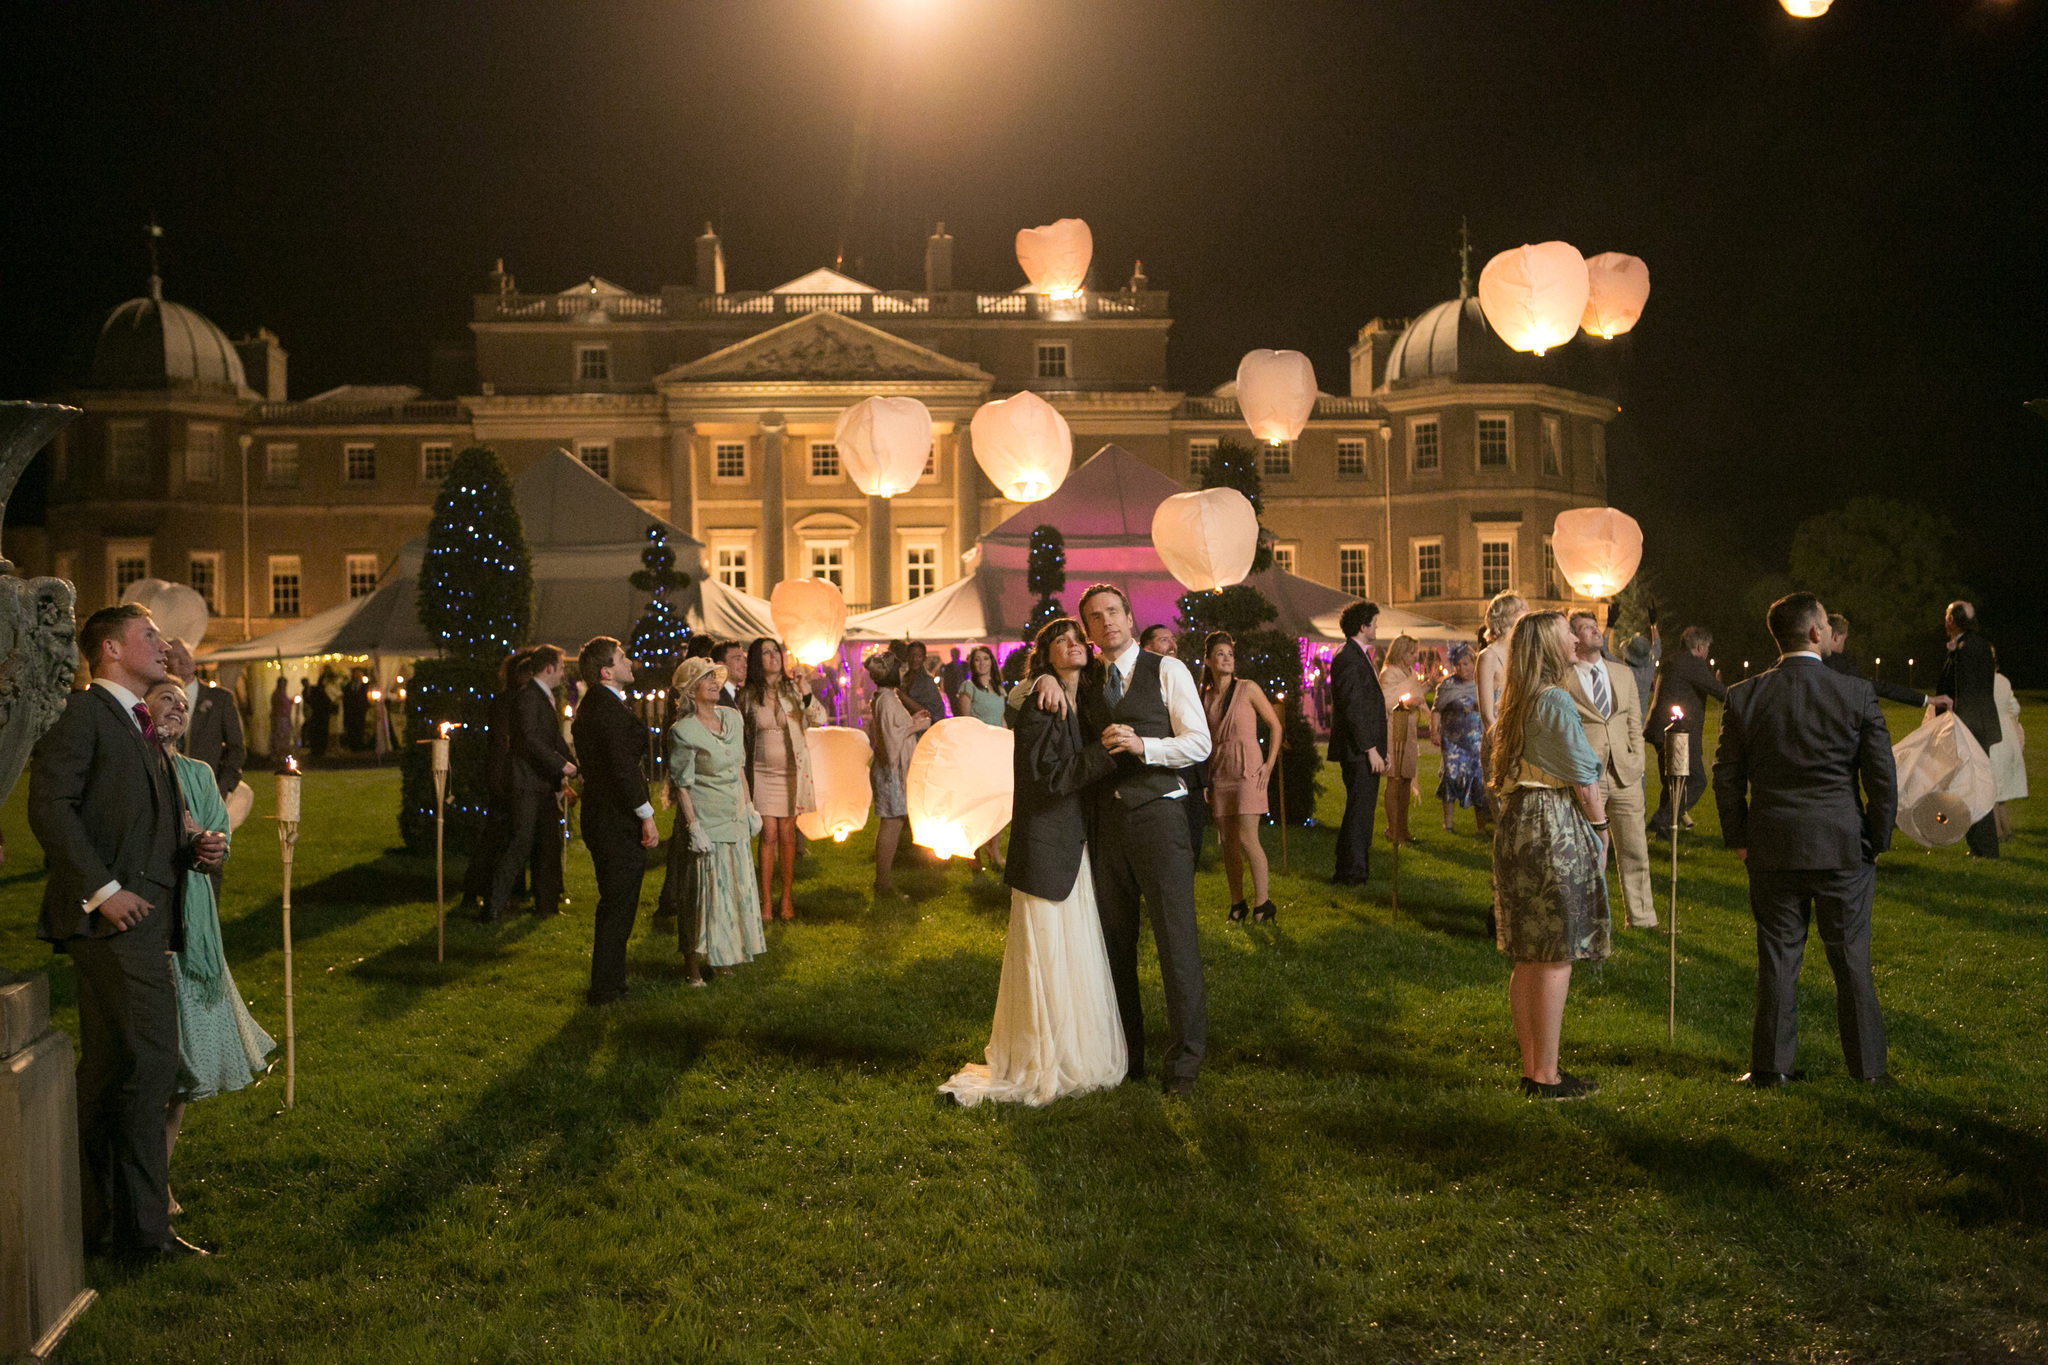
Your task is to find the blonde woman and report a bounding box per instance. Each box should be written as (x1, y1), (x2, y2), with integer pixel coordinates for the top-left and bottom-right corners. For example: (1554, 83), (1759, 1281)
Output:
(669, 656), (765, 982)
(1475, 591), (1527, 833)
(741, 637), (827, 922)
(1378, 634), (1425, 846)
(1488, 610), (1609, 1101)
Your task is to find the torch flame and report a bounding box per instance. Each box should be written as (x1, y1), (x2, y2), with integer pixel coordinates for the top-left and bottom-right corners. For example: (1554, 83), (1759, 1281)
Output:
(285, 755), (299, 774)
(439, 721), (454, 738)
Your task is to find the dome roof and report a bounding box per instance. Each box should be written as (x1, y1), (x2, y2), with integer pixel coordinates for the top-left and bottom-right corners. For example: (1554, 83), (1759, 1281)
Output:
(1380, 295), (1560, 390)
(89, 278), (247, 391)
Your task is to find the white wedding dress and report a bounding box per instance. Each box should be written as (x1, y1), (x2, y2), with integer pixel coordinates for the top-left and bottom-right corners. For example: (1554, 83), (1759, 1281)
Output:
(940, 848), (1128, 1107)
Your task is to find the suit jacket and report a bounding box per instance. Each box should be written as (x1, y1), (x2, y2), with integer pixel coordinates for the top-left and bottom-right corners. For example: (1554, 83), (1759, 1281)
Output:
(183, 681), (246, 795)
(29, 685), (192, 946)
(1563, 657), (1646, 786)
(509, 680), (574, 794)
(571, 684), (649, 847)
(1712, 655), (1897, 871)
(1005, 691), (1117, 901)
(1325, 639), (1387, 766)
(1823, 650), (1926, 708)
(1653, 649), (1726, 736)
(1937, 630), (2000, 751)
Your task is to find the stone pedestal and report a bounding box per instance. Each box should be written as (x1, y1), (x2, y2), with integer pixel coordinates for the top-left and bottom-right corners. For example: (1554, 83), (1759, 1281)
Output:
(0, 971), (93, 1362)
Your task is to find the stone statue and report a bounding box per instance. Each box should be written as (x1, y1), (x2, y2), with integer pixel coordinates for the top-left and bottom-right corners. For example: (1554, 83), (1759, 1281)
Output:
(0, 402), (83, 816)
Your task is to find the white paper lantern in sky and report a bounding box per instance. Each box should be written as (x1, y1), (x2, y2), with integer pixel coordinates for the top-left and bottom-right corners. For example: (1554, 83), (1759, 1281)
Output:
(1780, 0), (1831, 16)
(1478, 241), (1591, 357)
(795, 726), (872, 843)
(834, 396), (933, 498)
(1581, 252), (1651, 339)
(906, 717), (1015, 859)
(969, 391), (1072, 503)
(1015, 218), (1093, 299)
(769, 576), (848, 668)
(1550, 507), (1644, 599)
(1235, 349), (1318, 445)
(1152, 487), (1260, 592)
(120, 577), (210, 646)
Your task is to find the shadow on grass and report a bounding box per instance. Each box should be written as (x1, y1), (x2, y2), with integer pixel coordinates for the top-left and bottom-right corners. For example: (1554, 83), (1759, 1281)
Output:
(347, 914), (552, 1021)
(218, 849), (437, 963)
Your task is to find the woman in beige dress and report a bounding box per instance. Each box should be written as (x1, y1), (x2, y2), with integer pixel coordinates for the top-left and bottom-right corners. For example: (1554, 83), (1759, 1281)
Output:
(1379, 634), (1426, 846)
(1199, 631), (1281, 922)
(742, 637), (827, 922)
(866, 651), (931, 899)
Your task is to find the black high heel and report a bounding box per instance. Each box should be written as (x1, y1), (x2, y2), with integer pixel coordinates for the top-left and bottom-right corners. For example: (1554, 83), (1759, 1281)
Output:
(1227, 900), (1249, 923)
(1251, 900), (1276, 923)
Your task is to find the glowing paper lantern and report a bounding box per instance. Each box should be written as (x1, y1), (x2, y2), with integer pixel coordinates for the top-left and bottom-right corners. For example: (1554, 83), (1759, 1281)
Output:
(1580, 252), (1651, 339)
(1152, 487), (1260, 592)
(1892, 711), (1996, 848)
(1235, 350), (1317, 445)
(906, 717), (1014, 859)
(834, 396), (933, 498)
(969, 391), (1073, 502)
(795, 726), (873, 843)
(120, 577), (210, 646)
(769, 577), (848, 668)
(1015, 218), (1093, 298)
(1550, 507), (1644, 598)
(1781, 0), (1831, 16)
(1477, 241), (1590, 356)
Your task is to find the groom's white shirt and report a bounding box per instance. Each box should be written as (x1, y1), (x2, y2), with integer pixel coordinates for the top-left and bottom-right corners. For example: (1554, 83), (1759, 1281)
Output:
(1102, 640), (1212, 781)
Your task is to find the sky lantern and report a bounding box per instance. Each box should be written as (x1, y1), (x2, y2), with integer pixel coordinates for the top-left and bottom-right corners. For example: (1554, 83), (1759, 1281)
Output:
(1550, 507), (1644, 598)
(1477, 241), (1590, 356)
(834, 396), (933, 498)
(119, 577), (210, 646)
(1235, 349), (1317, 445)
(970, 390), (1073, 502)
(906, 718), (1015, 859)
(795, 726), (872, 843)
(1152, 487), (1260, 591)
(1580, 252), (1651, 339)
(769, 576), (847, 667)
(1892, 711), (1995, 848)
(1780, 0), (1831, 16)
(1015, 218), (1093, 299)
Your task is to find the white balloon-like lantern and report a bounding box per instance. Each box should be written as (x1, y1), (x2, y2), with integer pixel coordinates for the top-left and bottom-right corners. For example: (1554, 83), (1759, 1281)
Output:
(1550, 507), (1644, 599)
(1015, 218), (1093, 299)
(969, 391), (1072, 503)
(1478, 241), (1591, 357)
(906, 717), (1015, 860)
(795, 726), (873, 843)
(1581, 252), (1651, 340)
(1235, 349), (1317, 446)
(834, 396), (933, 498)
(1780, 0), (1831, 16)
(769, 576), (848, 668)
(1152, 487), (1260, 592)
(120, 577), (210, 647)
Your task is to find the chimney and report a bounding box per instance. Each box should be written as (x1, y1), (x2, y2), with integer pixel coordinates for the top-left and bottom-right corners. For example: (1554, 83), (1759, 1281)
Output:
(924, 222), (954, 293)
(234, 328), (288, 401)
(1128, 259), (1148, 292)
(1349, 318), (1405, 397)
(696, 223), (725, 294)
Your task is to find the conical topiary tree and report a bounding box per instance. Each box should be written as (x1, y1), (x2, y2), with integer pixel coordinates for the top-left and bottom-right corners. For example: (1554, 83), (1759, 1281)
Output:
(400, 446), (533, 853)
(628, 522), (694, 677)
(1025, 523), (1067, 641)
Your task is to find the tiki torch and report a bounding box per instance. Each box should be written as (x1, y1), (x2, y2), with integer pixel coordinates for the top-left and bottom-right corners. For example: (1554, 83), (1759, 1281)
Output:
(275, 756), (301, 1107)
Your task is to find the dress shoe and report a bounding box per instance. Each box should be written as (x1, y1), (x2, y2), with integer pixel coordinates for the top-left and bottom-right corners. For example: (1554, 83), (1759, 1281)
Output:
(1251, 899), (1277, 924)
(1737, 1069), (1806, 1088)
(1520, 1072), (1597, 1101)
(127, 1233), (210, 1263)
(1855, 1074), (1897, 1088)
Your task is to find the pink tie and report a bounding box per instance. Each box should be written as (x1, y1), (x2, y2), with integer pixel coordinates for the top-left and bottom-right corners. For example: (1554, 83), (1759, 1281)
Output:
(133, 702), (159, 745)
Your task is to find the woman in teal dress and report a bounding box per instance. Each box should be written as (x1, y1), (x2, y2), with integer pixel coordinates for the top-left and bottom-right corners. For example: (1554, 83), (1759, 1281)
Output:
(952, 645), (1009, 875)
(668, 657), (765, 985)
(145, 681), (276, 1210)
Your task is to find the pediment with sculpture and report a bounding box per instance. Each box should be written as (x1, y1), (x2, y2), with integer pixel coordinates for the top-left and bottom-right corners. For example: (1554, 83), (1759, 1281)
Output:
(657, 311), (991, 386)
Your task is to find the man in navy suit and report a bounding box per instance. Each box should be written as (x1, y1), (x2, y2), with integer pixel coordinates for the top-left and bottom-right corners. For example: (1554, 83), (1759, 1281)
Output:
(1714, 592), (1898, 1088)
(1326, 601), (1388, 886)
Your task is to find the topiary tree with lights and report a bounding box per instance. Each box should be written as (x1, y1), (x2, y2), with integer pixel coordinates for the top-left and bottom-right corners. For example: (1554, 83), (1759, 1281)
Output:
(399, 446), (533, 853)
(1025, 524), (1067, 641)
(628, 521), (694, 677)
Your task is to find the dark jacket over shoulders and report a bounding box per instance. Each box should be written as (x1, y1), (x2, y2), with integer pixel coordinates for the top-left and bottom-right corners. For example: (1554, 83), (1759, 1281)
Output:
(185, 681), (245, 795)
(29, 686), (192, 945)
(1937, 630), (2000, 751)
(1005, 694), (1117, 901)
(1713, 655), (1897, 871)
(572, 684), (649, 845)
(510, 680), (574, 793)
(1656, 650), (1727, 735)
(1823, 650), (1926, 708)
(1325, 639), (1387, 766)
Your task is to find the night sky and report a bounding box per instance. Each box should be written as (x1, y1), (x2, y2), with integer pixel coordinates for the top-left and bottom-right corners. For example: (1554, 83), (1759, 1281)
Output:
(8, 1), (2045, 677)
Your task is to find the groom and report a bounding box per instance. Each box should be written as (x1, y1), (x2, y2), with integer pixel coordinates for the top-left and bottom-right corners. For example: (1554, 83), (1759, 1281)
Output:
(1033, 584), (1212, 1095)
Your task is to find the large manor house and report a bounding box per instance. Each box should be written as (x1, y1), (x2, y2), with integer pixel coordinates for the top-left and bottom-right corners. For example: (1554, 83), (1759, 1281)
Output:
(35, 225), (1620, 640)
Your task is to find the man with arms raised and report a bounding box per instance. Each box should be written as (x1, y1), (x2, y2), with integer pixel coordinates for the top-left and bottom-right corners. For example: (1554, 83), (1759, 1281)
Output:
(1714, 592), (1897, 1088)
(573, 637), (660, 1005)
(31, 604), (224, 1259)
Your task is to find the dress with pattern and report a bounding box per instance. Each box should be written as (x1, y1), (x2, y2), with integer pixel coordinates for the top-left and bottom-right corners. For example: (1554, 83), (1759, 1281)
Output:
(1492, 687), (1610, 964)
(669, 707), (766, 967)
(1434, 678), (1486, 809)
(168, 752), (276, 1101)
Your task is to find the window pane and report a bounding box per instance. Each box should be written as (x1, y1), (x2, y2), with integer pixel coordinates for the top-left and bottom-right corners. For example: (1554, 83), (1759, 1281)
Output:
(347, 554), (379, 599)
(905, 545), (937, 600)
(578, 346), (609, 381)
(1188, 440), (1216, 481)
(1412, 420), (1439, 472)
(715, 442), (747, 479)
(269, 559), (302, 617)
(808, 544), (845, 589)
(1481, 538), (1513, 596)
(578, 443), (611, 480)
(114, 555), (148, 594)
(188, 554), (218, 611)
(1336, 439), (1367, 477)
(1478, 417), (1510, 469)
(110, 422), (149, 482)
(422, 443), (453, 480)
(1338, 546), (1369, 597)
(346, 443), (377, 482)
(1036, 343), (1068, 379)
(1271, 544), (1296, 575)
(1416, 543), (1443, 599)
(1262, 441), (1292, 478)
(716, 547), (749, 594)
(266, 443), (299, 485)
(1541, 415), (1562, 476)
(810, 442), (840, 478)
(185, 425), (220, 482)
(1543, 540), (1559, 598)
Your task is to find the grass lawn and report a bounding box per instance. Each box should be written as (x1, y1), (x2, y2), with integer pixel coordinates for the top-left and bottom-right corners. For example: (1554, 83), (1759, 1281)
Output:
(5, 698), (2046, 1363)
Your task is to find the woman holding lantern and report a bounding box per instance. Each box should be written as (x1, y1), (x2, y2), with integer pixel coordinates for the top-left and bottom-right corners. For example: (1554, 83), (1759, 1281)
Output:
(940, 617), (1125, 1107)
(668, 656), (765, 983)
(740, 637), (827, 923)
(1378, 635), (1427, 847)
(865, 651), (931, 899)
(1487, 611), (1609, 1101)
(143, 680), (277, 1209)
(1198, 632), (1280, 923)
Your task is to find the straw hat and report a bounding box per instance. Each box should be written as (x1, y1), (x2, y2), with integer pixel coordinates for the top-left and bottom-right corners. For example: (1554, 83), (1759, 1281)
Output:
(672, 657), (727, 699)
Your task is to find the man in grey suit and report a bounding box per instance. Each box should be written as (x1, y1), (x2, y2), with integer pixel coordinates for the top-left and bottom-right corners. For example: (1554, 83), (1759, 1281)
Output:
(30, 604), (224, 1259)
(1714, 592), (1898, 1089)
(166, 638), (245, 797)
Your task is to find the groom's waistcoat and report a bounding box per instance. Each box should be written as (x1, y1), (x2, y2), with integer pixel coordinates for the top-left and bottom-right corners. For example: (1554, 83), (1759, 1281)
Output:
(1085, 648), (1186, 810)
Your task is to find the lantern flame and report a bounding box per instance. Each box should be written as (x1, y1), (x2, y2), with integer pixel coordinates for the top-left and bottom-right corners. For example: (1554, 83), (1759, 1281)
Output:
(285, 756), (299, 773)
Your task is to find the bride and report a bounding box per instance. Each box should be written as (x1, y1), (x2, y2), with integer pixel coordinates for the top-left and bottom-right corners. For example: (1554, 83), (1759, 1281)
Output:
(940, 617), (1128, 1106)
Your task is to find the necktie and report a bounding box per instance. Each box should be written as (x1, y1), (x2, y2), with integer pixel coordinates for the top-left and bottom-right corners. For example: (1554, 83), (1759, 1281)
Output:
(1105, 659), (1125, 707)
(133, 701), (159, 745)
(1588, 665), (1610, 719)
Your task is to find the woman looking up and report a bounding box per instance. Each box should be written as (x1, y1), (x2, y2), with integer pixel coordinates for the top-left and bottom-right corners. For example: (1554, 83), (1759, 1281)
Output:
(954, 645), (1010, 874)
(741, 637), (826, 923)
(866, 650), (931, 899)
(669, 657), (764, 983)
(1199, 632), (1281, 923)
(1378, 634), (1426, 848)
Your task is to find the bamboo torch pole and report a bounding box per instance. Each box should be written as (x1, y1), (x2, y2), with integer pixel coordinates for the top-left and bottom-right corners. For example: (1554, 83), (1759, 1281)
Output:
(275, 758), (301, 1107)
(1665, 706), (1687, 1043)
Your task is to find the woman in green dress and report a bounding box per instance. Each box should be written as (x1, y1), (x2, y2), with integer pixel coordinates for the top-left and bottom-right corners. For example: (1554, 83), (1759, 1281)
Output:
(668, 657), (766, 985)
(952, 646), (1009, 875)
(144, 681), (277, 1210)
